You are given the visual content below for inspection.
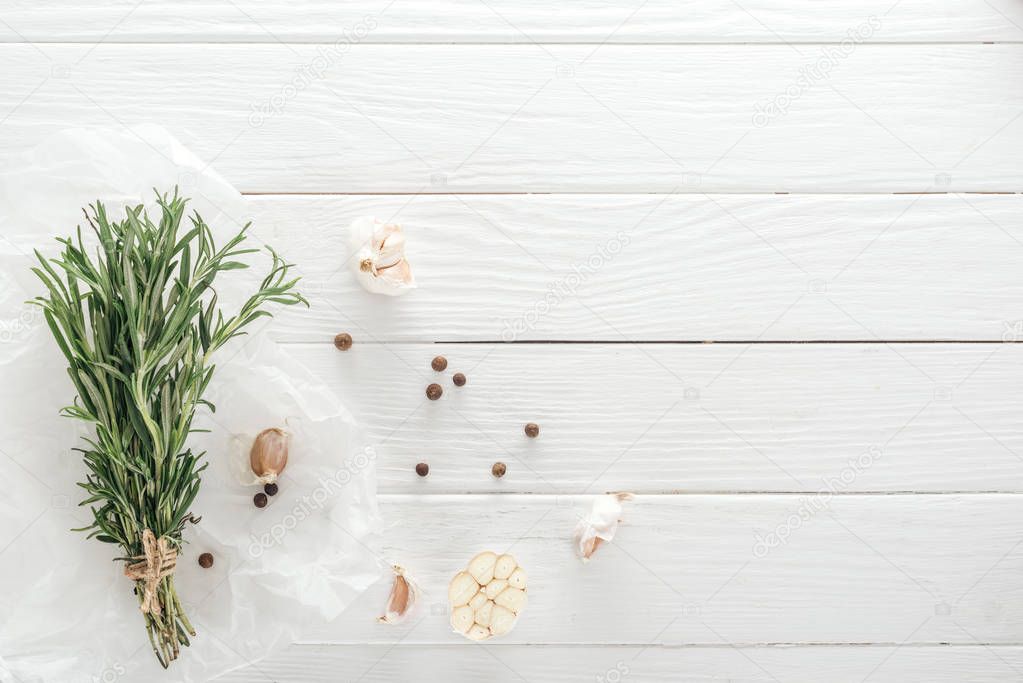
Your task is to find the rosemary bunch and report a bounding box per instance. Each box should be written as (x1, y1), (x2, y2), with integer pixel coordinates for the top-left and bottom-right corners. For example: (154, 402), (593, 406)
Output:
(31, 190), (307, 668)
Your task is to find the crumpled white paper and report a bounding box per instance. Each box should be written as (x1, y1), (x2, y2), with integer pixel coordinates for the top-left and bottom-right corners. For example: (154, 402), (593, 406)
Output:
(0, 126), (383, 682)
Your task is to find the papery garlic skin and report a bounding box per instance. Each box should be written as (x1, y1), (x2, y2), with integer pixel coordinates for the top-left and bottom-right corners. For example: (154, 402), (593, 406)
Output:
(378, 565), (419, 625)
(574, 492), (633, 562)
(449, 552), (527, 641)
(249, 427), (290, 484)
(349, 216), (415, 296)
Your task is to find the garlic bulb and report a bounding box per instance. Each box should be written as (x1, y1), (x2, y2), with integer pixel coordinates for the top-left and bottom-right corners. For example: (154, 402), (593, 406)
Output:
(574, 493), (633, 562)
(448, 552), (527, 641)
(249, 427), (289, 484)
(378, 565), (419, 624)
(349, 216), (415, 296)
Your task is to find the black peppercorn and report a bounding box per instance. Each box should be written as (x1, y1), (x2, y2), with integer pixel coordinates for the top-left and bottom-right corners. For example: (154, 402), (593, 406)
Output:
(198, 552), (214, 569)
(416, 462), (430, 477)
(253, 492), (268, 508)
(333, 332), (353, 351)
(426, 383), (443, 400)
(452, 372), (466, 387)
(492, 462), (506, 478)
(264, 482), (279, 496)
(524, 422), (540, 438)
(431, 355), (448, 372)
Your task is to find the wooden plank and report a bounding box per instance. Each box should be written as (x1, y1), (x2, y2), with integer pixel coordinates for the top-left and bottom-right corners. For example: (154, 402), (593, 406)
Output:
(4, 1), (1022, 43)
(276, 494), (1023, 644)
(248, 194), (1023, 341)
(280, 342), (1023, 493)
(221, 643), (1023, 682)
(3, 45), (1022, 193)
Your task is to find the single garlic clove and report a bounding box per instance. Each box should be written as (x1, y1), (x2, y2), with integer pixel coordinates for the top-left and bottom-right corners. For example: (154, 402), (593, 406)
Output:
(448, 571), (478, 607)
(574, 492), (634, 562)
(484, 579), (508, 600)
(349, 216), (416, 296)
(489, 605), (517, 636)
(475, 599), (495, 627)
(580, 536), (602, 558)
(451, 605), (474, 634)
(249, 427), (289, 484)
(495, 586), (527, 613)
(377, 565), (418, 624)
(466, 624), (490, 641)
(508, 567), (527, 590)
(468, 551), (498, 584)
(494, 554), (516, 580)
(468, 590), (488, 611)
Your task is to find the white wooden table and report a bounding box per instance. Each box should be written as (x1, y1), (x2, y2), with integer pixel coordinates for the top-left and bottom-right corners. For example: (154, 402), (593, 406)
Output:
(5, 2), (1023, 680)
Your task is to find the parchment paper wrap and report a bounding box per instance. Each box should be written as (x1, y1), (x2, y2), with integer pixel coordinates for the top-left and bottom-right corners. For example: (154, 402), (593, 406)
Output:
(0, 125), (383, 682)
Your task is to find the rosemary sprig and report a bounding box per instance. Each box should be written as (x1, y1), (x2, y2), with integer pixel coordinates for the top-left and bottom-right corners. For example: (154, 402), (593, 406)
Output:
(30, 189), (307, 668)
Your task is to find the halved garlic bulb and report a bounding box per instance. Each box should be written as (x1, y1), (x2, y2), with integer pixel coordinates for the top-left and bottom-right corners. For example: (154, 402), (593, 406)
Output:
(574, 492), (633, 562)
(378, 565), (419, 624)
(349, 216), (415, 296)
(249, 427), (289, 484)
(448, 552), (527, 641)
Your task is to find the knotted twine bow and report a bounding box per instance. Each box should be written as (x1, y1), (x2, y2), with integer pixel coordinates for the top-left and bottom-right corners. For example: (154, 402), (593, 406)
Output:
(124, 529), (177, 615)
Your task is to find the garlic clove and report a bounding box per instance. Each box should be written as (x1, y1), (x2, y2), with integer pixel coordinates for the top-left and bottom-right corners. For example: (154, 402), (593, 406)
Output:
(484, 579), (508, 600)
(474, 599), (495, 627)
(377, 565), (418, 625)
(466, 624), (490, 641)
(451, 605), (474, 634)
(495, 587), (527, 613)
(494, 554), (516, 580)
(448, 571), (478, 607)
(468, 551), (498, 584)
(574, 492), (634, 562)
(508, 567), (527, 590)
(468, 590), (488, 611)
(349, 217), (415, 296)
(249, 427), (289, 484)
(488, 605), (517, 636)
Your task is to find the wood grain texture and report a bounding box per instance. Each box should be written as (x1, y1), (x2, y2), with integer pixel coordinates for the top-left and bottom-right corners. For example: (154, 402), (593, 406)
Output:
(277, 342), (1023, 494)
(4, 1), (1023, 43)
(247, 193), (1023, 341)
(220, 644), (1023, 682)
(5, 6), (1021, 680)
(4, 45), (1023, 193)
(245, 494), (1023, 645)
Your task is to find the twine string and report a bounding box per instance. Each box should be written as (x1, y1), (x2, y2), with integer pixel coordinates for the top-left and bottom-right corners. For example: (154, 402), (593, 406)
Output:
(124, 529), (177, 615)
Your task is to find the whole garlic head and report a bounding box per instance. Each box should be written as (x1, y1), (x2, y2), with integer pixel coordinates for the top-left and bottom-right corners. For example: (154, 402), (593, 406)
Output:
(574, 492), (633, 562)
(448, 552), (527, 641)
(349, 216), (415, 296)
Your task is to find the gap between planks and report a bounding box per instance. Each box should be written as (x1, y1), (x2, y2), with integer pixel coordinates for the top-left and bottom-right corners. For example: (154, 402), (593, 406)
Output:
(280, 339), (1018, 345)
(1, 40), (1020, 46)
(290, 641), (1023, 648)
(241, 191), (1023, 196)
(374, 491), (1023, 496)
